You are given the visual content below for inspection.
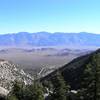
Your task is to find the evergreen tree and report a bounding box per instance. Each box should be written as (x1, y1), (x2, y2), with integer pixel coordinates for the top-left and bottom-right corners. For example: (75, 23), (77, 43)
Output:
(80, 53), (100, 100)
(7, 80), (45, 100)
(51, 72), (70, 100)
(7, 80), (25, 100)
(43, 80), (53, 93)
(92, 54), (100, 100)
(32, 81), (44, 100)
(7, 95), (18, 100)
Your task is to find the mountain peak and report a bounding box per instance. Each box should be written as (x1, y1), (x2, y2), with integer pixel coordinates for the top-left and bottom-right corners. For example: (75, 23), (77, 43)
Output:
(79, 32), (89, 34)
(17, 32), (30, 34)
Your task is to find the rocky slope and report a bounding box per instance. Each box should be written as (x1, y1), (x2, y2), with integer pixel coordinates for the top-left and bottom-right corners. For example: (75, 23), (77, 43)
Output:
(0, 59), (33, 92)
(0, 86), (9, 96)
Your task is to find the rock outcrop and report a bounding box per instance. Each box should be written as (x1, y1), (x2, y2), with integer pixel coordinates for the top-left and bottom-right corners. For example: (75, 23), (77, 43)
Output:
(0, 59), (33, 96)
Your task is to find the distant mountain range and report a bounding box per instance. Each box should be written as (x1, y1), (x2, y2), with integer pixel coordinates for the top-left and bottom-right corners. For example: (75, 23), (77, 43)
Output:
(0, 32), (100, 47)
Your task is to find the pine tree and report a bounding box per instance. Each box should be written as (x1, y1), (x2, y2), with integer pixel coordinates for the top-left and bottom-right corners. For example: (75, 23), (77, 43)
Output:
(7, 80), (25, 100)
(79, 53), (100, 100)
(92, 54), (100, 100)
(7, 95), (18, 100)
(51, 72), (69, 100)
(7, 80), (45, 100)
(32, 81), (44, 100)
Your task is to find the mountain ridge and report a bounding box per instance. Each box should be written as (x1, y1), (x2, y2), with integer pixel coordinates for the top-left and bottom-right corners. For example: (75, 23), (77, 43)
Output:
(41, 49), (100, 89)
(0, 32), (99, 47)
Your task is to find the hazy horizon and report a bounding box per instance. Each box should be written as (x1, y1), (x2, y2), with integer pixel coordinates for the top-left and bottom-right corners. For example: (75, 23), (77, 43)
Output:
(0, 31), (100, 35)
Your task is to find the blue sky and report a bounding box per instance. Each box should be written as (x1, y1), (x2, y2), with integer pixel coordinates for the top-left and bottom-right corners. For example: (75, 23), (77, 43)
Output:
(0, 0), (100, 34)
